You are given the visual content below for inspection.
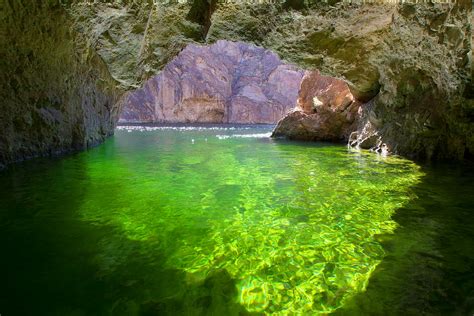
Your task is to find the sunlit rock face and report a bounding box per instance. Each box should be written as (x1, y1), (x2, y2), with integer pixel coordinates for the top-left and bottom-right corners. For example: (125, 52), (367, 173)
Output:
(119, 40), (304, 124)
(272, 70), (360, 141)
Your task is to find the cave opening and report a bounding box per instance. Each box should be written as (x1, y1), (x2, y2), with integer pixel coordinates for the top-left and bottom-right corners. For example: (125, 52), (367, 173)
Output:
(118, 40), (362, 145)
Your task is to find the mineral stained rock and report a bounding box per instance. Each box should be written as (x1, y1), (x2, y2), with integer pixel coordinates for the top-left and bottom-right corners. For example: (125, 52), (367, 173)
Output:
(272, 70), (360, 141)
(0, 1), (122, 167)
(119, 40), (304, 124)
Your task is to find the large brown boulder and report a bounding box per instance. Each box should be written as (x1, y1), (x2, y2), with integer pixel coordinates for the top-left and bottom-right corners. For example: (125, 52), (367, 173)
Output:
(272, 71), (360, 141)
(119, 40), (304, 124)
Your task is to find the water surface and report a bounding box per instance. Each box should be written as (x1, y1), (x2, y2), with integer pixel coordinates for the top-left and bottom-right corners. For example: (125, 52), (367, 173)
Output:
(0, 125), (472, 315)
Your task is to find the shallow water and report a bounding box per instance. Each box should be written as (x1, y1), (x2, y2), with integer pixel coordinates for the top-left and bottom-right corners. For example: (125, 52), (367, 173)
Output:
(0, 125), (472, 315)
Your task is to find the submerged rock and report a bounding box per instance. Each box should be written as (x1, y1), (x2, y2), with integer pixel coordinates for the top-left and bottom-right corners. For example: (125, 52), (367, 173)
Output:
(272, 70), (360, 141)
(119, 40), (304, 124)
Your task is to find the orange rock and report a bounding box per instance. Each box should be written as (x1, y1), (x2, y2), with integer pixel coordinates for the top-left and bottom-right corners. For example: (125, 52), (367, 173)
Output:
(272, 70), (361, 142)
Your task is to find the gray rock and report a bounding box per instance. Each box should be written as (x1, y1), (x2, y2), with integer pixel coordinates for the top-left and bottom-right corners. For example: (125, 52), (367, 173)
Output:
(0, 2), (122, 167)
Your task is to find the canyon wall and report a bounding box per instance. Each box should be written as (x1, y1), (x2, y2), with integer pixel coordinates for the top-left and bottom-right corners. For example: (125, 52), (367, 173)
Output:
(72, 0), (473, 160)
(0, 1), (122, 168)
(119, 40), (304, 124)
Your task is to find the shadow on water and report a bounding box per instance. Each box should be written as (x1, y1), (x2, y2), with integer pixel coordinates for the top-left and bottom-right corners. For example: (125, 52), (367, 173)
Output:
(0, 151), (256, 316)
(336, 162), (474, 315)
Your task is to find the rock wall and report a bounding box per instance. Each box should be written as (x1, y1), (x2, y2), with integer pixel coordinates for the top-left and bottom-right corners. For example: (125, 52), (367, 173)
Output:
(119, 40), (304, 124)
(0, 1), (122, 168)
(71, 1), (472, 160)
(209, 1), (473, 160)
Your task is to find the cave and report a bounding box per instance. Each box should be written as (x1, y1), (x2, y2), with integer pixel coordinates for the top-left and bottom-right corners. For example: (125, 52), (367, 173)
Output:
(1, 1), (474, 315)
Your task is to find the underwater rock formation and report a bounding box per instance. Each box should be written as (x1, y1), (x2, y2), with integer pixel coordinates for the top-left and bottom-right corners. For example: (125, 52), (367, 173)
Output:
(272, 70), (360, 141)
(119, 40), (304, 124)
(0, 1), (121, 167)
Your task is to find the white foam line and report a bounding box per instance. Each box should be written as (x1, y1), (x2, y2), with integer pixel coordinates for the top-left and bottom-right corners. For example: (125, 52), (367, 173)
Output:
(116, 126), (256, 132)
(216, 133), (272, 139)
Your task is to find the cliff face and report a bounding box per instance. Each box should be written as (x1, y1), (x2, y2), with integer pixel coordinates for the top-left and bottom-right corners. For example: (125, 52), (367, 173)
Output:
(72, 1), (473, 160)
(119, 40), (304, 124)
(0, 1), (122, 168)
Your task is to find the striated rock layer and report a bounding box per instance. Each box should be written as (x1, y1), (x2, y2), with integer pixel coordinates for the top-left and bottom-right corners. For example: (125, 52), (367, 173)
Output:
(0, 1), (122, 168)
(119, 40), (304, 124)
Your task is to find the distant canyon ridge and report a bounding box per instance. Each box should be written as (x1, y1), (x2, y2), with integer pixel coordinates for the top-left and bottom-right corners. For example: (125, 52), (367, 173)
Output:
(119, 41), (304, 124)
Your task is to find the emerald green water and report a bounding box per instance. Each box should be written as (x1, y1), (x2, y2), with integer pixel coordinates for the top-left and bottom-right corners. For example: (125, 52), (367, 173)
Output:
(0, 125), (473, 315)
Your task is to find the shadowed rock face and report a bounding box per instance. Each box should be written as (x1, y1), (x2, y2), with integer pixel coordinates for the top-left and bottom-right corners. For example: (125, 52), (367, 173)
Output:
(272, 70), (360, 141)
(119, 40), (304, 124)
(0, 1), (121, 168)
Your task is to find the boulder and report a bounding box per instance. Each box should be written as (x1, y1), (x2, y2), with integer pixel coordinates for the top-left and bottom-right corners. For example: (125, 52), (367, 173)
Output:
(272, 71), (360, 141)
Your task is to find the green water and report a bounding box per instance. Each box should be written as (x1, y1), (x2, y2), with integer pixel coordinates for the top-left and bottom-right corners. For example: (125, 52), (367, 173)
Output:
(0, 125), (473, 315)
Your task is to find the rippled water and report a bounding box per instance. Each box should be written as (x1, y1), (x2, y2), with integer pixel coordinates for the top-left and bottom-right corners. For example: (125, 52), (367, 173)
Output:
(0, 125), (473, 315)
